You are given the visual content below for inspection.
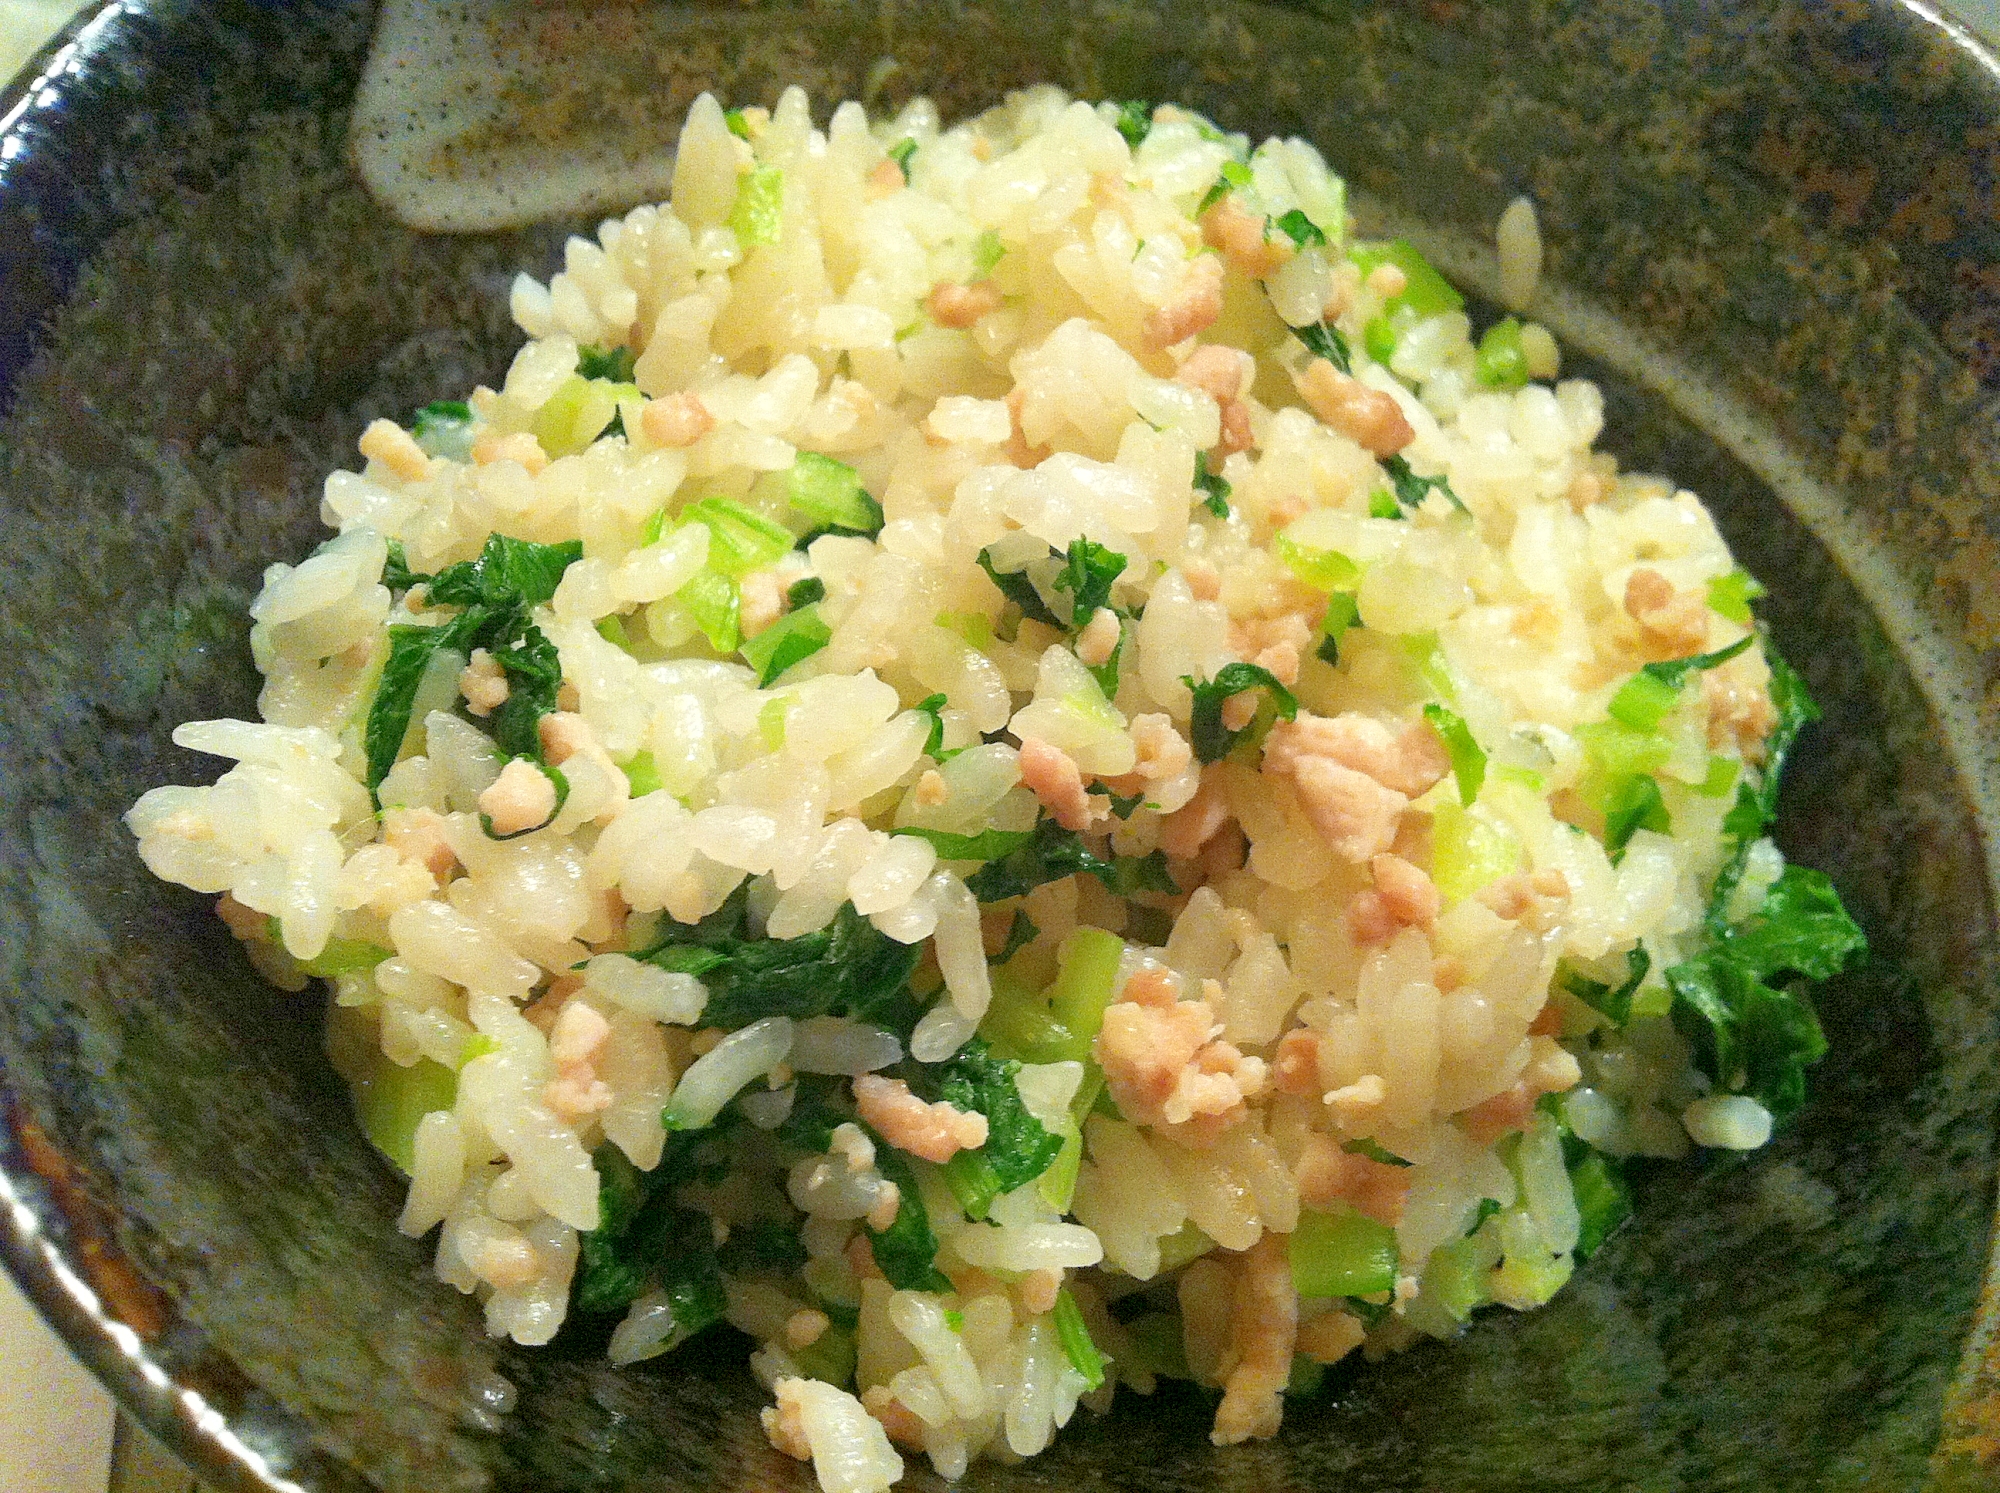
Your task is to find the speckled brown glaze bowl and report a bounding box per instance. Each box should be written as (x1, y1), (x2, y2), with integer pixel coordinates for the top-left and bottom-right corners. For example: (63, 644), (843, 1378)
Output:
(2, 2), (1998, 1489)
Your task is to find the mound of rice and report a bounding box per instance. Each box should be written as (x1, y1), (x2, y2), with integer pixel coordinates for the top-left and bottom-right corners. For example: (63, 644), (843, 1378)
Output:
(128, 87), (1862, 1490)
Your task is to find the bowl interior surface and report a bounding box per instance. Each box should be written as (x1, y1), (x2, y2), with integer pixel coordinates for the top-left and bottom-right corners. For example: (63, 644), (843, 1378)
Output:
(2, 3), (1999, 1491)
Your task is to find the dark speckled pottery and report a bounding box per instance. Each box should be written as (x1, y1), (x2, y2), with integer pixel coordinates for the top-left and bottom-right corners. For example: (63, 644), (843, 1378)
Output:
(3, 2), (1999, 1489)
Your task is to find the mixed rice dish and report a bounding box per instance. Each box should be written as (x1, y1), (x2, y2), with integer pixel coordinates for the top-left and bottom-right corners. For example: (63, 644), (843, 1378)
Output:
(128, 88), (1865, 1491)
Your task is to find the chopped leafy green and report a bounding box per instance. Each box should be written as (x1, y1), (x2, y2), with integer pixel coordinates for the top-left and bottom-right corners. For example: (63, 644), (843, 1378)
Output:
(864, 1141), (952, 1291)
(411, 400), (476, 461)
(723, 107), (752, 141)
(886, 138), (918, 182)
(963, 818), (1176, 903)
(1193, 450), (1232, 517)
(919, 1039), (1063, 1192)
(298, 937), (392, 979)
(1348, 240), (1465, 318)
(786, 452), (883, 534)
(573, 1134), (731, 1337)
(1343, 1137), (1411, 1167)
(740, 605), (831, 686)
(1316, 592), (1362, 664)
(382, 540), (424, 593)
(1368, 488), (1402, 520)
(972, 229), (1006, 278)
(976, 546), (1062, 628)
(787, 575), (827, 609)
(1704, 638), (1820, 934)
(633, 889), (924, 1034)
(1381, 453), (1468, 516)
(621, 750), (663, 798)
(1114, 100), (1153, 148)
(1607, 636), (1755, 733)
(676, 569), (742, 653)
(425, 533), (583, 611)
(1363, 314), (1399, 364)
(1274, 209), (1327, 249)
(910, 692), (950, 760)
(680, 497), (795, 578)
(777, 1074), (852, 1153)
(1292, 320), (1353, 374)
(1603, 773), (1669, 861)
(363, 535), (582, 801)
(1197, 159), (1253, 215)
(892, 826), (1034, 862)
(727, 165), (785, 246)
(1707, 568), (1766, 624)
(997, 909), (1039, 962)
(1183, 662), (1299, 763)
(1569, 1150), (1632, 1260)
(1475, 317), (1530, 389)
(1559, 945), (1651, 1025)
(1052, 538), (1128, 625)
(1422, 703), (1486, 805)
(716, 1219), (810, 1275)
(1274, 535), (1361, 592)
(1290, 1206), (1398, 1299)
(577, 344), (638, 383)
(354, 1055), (456, 1173)
(1053, 1287), (1108, 1389)
(1669, 846), (1863, 1121)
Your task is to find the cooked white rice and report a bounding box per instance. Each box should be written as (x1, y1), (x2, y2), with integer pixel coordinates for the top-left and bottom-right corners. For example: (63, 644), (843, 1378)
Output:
(127, 85), (1859, 1491)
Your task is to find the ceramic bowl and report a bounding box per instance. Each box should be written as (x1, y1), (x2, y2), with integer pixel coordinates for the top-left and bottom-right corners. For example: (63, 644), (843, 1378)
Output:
(2, 2), (1998, 1489)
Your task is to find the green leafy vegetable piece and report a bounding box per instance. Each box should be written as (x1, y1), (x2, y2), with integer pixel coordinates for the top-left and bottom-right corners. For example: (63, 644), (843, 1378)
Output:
(788, 576), (827, 609)
(727, 165), (785, 246)
(1293, 320), (1353, 374)
(997, 909), (1040, 963)
(891, 826), (1034, 862)
(886, 138), (918, 182)
(740, 605), (831, 686)
(621, 750), (663, 798)
(1196, 159), (1253, 215)
(1475, 317), (1530, 389)
(682, 496), (796, 578)
(1290, 1206), (1399, 1299)
(1053, 1288), (1108, 1389)
(1363, 314), (1399, 364)
(1607, 635), (1756, 733)
(1707, 568), (1767, 624)
(1193, 450), (1232, 517)
(1568, 1149), (1632, 1260)
(299, 937), (392, 979)
(1183, 662), (1299, 763)
(1273, 209), (1327, 249)
(1052, 538), (1128, 624)
(411, 401), (475, 461)
(354, 1056), (457, 1173)
(786, 452), (884, 534)
(1113, 100), (1153, 148)
(1559, 945), (1652, 1026)
(1668, 862), (1863, 1121)
(942, 1147), (1006, 1221)
(925, 1039), (1064, 1193)
(1422, 703), (1486, 805)
(634, 890), (924, 1034)
(426, 533), (584, 610)
(1274, 535), (1360, 592)
(366, 618), (471, 792)
(577, 344), (638, 383)
(723, 108), (751, 140)
(1348, 240), (1465, 318)
(865, 1142), (953, 1291)
(1603, 774), (1670, 862)
(1316, 592), (1362, 664)
(1367, 488), (1401, 520)
(1704, 638), (1820, 933)
(676, 569), (741, 653)
(976, 546), (1062, 628)
(717, 1219), (810, 1275)
(1381, 452), (1468, 516)
(778, 1075), (853, 1154)
(382, 540), (424, 593)
(572, 1132), (733, 1336)
(910, 692), (949, 759)
(972, 229), (1006, 277)
(963, 819), (1176, 903)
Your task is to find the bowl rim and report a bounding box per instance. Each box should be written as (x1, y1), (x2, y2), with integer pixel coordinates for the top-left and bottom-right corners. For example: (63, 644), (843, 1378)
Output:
(4, 3), (2000, 1491)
